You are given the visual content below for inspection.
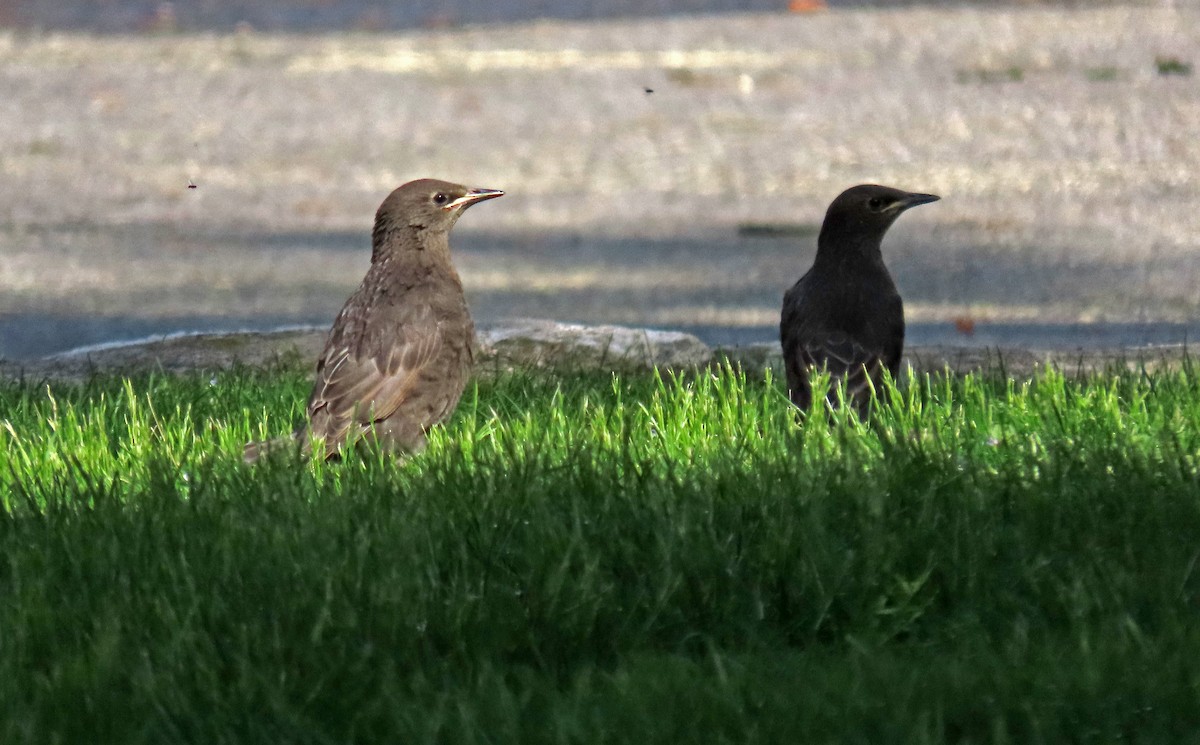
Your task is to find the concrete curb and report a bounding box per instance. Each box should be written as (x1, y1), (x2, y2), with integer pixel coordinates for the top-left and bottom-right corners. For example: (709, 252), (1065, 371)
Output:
(1, 321), (1193, 384)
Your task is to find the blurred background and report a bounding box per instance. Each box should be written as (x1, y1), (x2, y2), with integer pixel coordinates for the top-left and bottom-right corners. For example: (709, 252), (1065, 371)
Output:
(0, 0), (1197, 359)
(0, 1), (1147, 32)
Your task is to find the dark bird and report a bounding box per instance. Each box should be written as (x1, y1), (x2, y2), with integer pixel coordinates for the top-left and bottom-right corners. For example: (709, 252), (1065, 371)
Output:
(780, 184), (939, 416)
(245, 178), (503, 462)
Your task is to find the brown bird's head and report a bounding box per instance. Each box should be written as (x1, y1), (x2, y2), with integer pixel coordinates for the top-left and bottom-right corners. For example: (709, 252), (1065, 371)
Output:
(375, 178), (504, 235)
(817, 184), (939, 258)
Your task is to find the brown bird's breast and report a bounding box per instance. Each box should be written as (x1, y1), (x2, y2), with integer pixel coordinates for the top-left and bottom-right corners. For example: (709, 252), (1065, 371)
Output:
(305, 256), (477, 452)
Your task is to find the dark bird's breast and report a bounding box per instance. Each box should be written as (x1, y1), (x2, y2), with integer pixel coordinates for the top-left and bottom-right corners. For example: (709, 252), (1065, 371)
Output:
(780, 266), (904, 414)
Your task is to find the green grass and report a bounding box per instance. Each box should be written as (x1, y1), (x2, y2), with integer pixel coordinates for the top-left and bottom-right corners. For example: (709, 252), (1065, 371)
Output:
(1154, 56), (1192, 77)
(1084, 66), (1121, 82)
(955, 65), (1025, 85)
(2, 363), (1199, 744)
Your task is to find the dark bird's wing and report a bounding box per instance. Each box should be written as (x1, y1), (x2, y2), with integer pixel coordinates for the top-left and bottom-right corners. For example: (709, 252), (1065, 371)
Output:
(795, 330), (888, 414)
(307, 306), (444, 453)
(781, 270), (903, 416)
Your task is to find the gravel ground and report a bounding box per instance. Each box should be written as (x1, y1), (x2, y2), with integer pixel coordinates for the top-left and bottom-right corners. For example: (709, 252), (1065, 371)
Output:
(1, 3), (1199, 358)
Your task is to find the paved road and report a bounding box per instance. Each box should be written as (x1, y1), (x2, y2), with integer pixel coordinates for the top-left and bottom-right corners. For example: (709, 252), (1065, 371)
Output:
(3, 1), (1131, 33)
(1, 3), (1197, 358)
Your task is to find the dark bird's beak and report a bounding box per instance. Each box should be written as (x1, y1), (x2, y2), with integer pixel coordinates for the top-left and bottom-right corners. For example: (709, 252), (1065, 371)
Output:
(444, 188), (505, 211)
(896, 192), (940, 212)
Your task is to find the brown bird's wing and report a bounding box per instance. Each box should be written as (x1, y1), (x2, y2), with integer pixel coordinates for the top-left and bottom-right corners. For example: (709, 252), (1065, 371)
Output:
(307, 308), (444, 452)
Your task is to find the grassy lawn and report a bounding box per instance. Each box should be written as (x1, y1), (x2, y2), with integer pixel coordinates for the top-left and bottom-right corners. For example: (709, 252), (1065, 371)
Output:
(1, 362), (1199, 743)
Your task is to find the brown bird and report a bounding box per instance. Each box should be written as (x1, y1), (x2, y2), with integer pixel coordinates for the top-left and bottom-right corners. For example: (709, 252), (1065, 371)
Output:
(780, 184), (939, 416)
(245, 178), (503, 462)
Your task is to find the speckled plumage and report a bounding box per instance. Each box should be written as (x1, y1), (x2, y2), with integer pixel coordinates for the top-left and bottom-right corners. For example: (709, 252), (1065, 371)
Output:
(245, 178), (502, 461)
(780, 184), (938, 417)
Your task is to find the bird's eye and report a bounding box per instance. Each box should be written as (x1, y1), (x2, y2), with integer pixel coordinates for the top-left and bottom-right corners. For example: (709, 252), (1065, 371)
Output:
(433, 193), (449, 205)
(867, 197), (884, 211)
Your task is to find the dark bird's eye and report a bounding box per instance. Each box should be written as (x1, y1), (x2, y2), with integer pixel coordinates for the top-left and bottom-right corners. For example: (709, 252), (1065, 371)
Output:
(867, 197), (884, 211)
(433, 193), (449, 205)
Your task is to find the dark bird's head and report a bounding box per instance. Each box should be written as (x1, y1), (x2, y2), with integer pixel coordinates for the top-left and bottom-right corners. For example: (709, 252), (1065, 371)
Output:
(817, 184), (939, 260)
